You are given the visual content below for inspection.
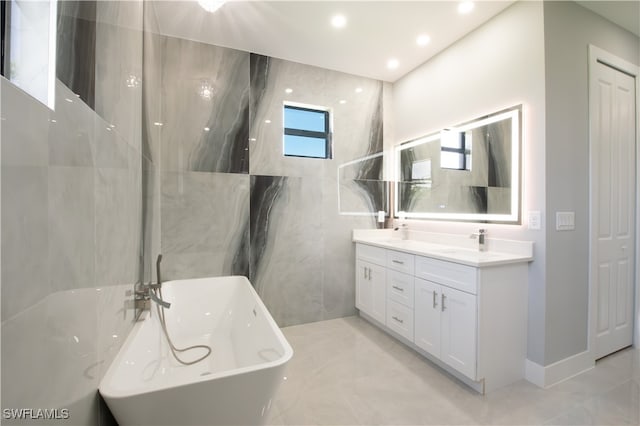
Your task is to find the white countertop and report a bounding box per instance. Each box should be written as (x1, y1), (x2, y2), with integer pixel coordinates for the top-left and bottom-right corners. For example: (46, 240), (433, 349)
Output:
(353, 229), (534, 267)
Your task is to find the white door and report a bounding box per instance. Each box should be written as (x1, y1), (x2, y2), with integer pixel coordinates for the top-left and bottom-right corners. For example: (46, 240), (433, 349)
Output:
(414, 278), (441, 358)
(591, 60), (636, 359)
(440, 286), (477, 380)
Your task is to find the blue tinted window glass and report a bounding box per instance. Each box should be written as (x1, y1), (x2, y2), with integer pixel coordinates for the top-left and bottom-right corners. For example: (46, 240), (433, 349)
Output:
(284, 135), (327, 158)
(284, 107), (326, 132)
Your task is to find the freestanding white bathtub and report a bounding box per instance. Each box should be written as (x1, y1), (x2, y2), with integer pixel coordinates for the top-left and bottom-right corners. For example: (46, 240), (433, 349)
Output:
(99, 276), (293, 426)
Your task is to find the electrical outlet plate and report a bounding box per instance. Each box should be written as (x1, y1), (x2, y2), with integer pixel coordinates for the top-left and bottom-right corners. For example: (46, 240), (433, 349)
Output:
(528, 211), (541, 230)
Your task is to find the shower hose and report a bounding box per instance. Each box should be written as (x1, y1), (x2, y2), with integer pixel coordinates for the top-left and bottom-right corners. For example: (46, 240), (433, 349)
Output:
(152, 254), (212, 366)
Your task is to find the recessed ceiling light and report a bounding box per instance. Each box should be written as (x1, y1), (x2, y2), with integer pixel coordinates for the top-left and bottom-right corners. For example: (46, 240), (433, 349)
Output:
(285, 88), (293, 94)
(458, 1), (474, 14)
(198, 0), (226, 13)
(416, 34), (431, 46)
(339, 100), (347, 104)
(387, 58), (399, 70)
(355, 87), (363, 93)
(331, 14), (347, 28)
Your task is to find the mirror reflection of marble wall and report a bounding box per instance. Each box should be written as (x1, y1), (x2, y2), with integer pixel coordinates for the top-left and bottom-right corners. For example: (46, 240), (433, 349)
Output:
(338, 153), (388, 215)
(397, 106), (519, 220)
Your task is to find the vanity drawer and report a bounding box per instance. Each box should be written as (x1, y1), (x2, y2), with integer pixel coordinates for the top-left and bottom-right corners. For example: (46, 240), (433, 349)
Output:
(386, 250), (415, 274)
(415, 256), (477, 294)
(386, 300), (414, 341)
(387, 270), (414, 308)
(356, 243), (386, 266)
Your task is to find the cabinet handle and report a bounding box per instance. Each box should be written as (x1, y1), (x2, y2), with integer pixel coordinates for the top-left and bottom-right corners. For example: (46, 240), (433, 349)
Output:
(433, 291), (438, 309)
(441, 293), (446, 312)
(392, 285), (404, 292)
(392, 316), (404, 324)
(392, 260), (405, 265)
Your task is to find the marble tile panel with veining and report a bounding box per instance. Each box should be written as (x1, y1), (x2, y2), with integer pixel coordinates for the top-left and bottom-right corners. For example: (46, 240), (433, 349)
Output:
(49, 81), (97, 167)
(250, 175), (325, 326)
(1, 166), (50, 321)
(48, 166), (96, 292)
(158, 36), (250, 174)
(56, 1), (96, 108)
(0, 79), (50, 167)
(160, 171), (249, 280)
(95, 17), (143, 151)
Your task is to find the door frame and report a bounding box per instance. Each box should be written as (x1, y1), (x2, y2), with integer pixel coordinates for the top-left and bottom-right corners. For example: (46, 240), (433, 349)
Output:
(588, 45), (640, 361)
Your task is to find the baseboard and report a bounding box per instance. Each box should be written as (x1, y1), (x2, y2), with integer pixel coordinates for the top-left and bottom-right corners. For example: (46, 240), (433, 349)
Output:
(525, 350), (594, 388)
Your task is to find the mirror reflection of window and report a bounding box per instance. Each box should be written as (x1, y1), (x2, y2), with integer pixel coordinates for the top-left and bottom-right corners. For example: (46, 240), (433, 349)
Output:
(440, 129), (472, 171)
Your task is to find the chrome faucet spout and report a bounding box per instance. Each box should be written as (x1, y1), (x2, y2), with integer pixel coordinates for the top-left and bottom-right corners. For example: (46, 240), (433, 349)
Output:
(149, 289), (171, 309)
(470, 229), (487, 251)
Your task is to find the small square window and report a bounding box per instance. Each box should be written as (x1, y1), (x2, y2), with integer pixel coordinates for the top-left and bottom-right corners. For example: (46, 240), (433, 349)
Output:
(283, 104), (331, 159)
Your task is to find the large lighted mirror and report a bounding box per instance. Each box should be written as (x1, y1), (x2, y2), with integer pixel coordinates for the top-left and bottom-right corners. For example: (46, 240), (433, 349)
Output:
(395, 105), (521, 223)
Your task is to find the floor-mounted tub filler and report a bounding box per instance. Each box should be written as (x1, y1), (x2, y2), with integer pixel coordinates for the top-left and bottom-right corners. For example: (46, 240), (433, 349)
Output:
(99, 276), (293, 426)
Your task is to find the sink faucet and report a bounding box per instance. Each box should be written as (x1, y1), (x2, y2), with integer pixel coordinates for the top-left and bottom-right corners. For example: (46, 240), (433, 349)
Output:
(135, 254), (171, 310)
(394, 222), (409, 240)
(470, 229), (487, 251)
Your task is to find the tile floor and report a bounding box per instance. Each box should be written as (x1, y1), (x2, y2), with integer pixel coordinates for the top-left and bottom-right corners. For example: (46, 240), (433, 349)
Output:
(266, 316), (639, 425)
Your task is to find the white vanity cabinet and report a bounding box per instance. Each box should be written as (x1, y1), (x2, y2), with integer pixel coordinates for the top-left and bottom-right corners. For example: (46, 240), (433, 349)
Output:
(354, 240), (530, 393)
(385, 250), (415, 340)
(355, 245), (387, 324)
(415, 277), (477, 380)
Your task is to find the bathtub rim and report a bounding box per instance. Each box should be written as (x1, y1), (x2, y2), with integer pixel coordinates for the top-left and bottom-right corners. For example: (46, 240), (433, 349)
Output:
(98, 275), (293, 400)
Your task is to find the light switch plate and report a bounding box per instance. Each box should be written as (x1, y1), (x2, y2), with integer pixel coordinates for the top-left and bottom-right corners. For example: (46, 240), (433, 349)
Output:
(528, 211), (541, 230)
(556, 211), (575, 231)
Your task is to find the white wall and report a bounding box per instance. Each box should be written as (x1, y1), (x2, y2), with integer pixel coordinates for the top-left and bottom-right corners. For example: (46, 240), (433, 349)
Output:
(543, 1), (640, 364)
(392, 1), (547, 364)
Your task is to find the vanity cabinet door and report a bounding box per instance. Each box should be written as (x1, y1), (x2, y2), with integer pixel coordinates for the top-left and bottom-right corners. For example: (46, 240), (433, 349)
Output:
(356, 260), (386, 324)
(440, 286), (477, 380)
(414, 278), (441, 359)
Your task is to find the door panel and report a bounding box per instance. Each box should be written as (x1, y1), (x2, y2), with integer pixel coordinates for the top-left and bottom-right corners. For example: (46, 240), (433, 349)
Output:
(593, 61), (636, 359)
(414, 278), (441, 358)
(440, 287), (477, 379)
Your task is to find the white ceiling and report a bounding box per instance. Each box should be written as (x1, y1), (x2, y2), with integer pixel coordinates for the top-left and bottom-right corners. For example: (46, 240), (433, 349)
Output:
(149, 1), (639, 83)
(150, 1), (515, 82)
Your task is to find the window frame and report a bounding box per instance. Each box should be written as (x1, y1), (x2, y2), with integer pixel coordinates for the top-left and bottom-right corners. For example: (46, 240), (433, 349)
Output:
(283, 103), (332, 159)
(440, 131), (471, 171)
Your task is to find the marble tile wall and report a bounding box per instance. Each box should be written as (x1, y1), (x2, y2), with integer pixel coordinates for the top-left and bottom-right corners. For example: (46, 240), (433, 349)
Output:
(145, 37), (385, 326)
(1, 1), (143, 425)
